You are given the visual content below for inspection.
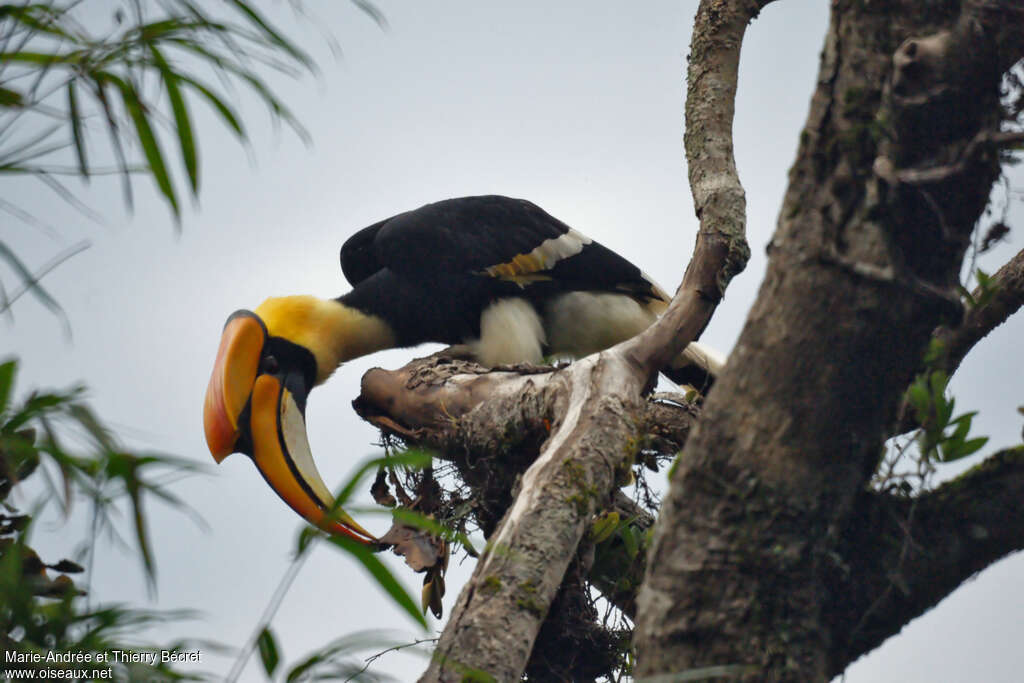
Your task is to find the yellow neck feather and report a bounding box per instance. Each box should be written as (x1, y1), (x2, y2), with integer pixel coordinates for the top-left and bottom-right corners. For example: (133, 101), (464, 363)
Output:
(254, 295), (396, 384)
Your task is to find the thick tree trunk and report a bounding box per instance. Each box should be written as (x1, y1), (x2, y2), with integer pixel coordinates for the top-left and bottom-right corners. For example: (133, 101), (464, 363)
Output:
(635, 1), (1024, 680)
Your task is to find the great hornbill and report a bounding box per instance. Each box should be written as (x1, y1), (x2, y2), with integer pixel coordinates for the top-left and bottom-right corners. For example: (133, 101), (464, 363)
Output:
(203, 195), (723, 545)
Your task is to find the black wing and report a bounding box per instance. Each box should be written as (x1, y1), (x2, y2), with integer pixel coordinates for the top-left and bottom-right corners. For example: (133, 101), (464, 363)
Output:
(340, 195), (664, 302)
(339, 217), (388, 286)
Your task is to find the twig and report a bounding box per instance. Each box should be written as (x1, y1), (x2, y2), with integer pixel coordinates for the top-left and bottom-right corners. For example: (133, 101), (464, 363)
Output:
(344, 636), (438, 682)
(897, 130), (1024, 185)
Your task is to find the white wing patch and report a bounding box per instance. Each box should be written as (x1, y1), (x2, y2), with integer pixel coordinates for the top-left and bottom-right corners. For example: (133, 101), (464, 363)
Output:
(484, 229), (592, 285)
(469, 298), (546, 366)
(544, 291), (657, 359)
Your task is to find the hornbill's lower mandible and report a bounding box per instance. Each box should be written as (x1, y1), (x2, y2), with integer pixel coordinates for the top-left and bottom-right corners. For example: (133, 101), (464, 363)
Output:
(203, 196), (724, 545)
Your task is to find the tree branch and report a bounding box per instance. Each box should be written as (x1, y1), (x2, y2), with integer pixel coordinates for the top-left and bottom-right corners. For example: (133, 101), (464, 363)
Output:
(890, 246), (1024, 436)
(624, 0), (762, 379)
(355, 352), (696, 681)
(825, 447), (1024, 676)
(933, 246), (1024, 376)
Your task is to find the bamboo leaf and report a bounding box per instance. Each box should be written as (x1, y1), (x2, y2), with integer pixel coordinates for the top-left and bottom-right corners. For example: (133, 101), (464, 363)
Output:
(0, 51), (78, 64)
(0, 360), (16, 417)
(349, 0), (389, 29)
(325, 534), (428, 629)
(0, 87), (24, 107)
(150, 46), (198, 194)
(331, 450), (432, 511)
(226, 0), (313, 68)
(0, 5), (82, 42)
(92, 79), (134, 210)
(176, 75), (245, 139)
(100, 72), (179, 218)
(0, 241), (67, 324)
(67, 80), (88, 180)
(257, 627), (280, 677)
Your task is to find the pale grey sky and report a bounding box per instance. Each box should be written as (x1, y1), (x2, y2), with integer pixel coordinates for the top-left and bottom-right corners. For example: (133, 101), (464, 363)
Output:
(5, 2), (1022, 681)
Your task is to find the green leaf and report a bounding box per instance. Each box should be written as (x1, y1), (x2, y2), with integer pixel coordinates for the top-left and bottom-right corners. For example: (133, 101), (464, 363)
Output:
(257, 627), (280, 677)
(99, 72), (179, 218)
(956, 284), (975, 307)
(929, 371), (948, 403)
(0, 241), (68, 326)
(907, 379), (930, 416)
(67, 404), (117, 452)
(620, 524), (639, 560)
(150, 46), (198, 195)
(325, 534), (427, 629)
(590, 511), (620, 544)
(227, 0), (313, 68)
(0, 87), (24, 107)
(330, 450), (432, 511)
(959, 437), (989, 458)
(91, 79), (135, 210)
(974, 267), (998, 308)
(938, 396), (955, 429)
(922, 338), (947, 367)
(949, 412), (975, 444)
(284, 653), (323, 683)
(283, 630), (399, 683)
(296, 526), (318, 556)
(349, 0), (389, 28)
(175, 75), (245, 139)
(0, 5), (82, 43)
(0, 51), (78, 64)
(136, 18), (197, 41)
(67, 81), (88, 180)
(0, 360), (16, 417)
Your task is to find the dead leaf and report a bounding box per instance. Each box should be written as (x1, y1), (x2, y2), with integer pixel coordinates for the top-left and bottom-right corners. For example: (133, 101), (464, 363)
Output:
(379, 523), (441, 572)
(371, 468), (397, 507)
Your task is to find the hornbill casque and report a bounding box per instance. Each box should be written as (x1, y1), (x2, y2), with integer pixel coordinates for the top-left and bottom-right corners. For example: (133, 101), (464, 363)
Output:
(203, 195), (723, 546)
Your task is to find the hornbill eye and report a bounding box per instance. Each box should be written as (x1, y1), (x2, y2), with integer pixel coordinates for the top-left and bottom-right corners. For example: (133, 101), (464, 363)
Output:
(260, 355), (279, 375)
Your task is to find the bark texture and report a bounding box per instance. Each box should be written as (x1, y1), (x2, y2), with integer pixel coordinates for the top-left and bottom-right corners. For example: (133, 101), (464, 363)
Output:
(346, 2), (1024, 681)
(356, 354), (682, 682)
(635, 1), (1024, 680)
(825, 447), (1024, 676)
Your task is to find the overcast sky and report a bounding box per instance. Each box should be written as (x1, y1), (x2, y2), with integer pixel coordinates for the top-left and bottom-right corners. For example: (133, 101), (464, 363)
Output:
(6, 1), (1023, 681)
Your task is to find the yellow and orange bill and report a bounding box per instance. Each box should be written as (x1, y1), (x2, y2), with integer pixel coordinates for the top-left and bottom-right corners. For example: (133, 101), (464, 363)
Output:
(203, 311), (377, 545)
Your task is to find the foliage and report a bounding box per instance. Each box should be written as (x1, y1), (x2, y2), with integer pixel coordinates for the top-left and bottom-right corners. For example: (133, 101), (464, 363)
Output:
(0, 358), (205, 679)
(223, 450), (433, 681)
(0, 0), (318, 215)
(2, 2), (415, 679)
(0, 0), (379, 314)
(906, 370), (990, 465)
(254, 627), (401, 683)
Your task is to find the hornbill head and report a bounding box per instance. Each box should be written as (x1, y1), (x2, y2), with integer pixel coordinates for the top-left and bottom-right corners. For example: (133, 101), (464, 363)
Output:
(202, 297), (379, 545)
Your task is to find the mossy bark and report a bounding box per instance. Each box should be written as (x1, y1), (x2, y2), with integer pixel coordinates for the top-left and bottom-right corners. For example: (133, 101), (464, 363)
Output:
(635, 1), (1023, 680)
